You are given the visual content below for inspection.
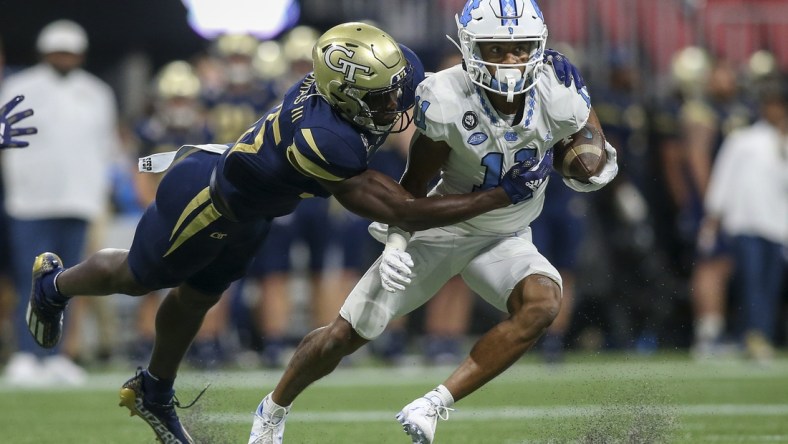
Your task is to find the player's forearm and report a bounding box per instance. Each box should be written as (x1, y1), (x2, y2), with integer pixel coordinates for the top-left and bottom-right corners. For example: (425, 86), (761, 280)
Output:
(388, 187), (511, 232)
(328, 169), (510, 232)
(398, 174), (431, 199)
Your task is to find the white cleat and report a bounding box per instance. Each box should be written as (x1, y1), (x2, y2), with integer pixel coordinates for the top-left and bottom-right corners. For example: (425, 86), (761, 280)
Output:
(249, 395), (289, 444)
(395, 397), (453, 444)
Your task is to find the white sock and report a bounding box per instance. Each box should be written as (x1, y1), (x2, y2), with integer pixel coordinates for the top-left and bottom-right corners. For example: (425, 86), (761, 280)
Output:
(424, 384), (455, 408)
(695, 315), (723, 343)
(260, 393), (290, 420)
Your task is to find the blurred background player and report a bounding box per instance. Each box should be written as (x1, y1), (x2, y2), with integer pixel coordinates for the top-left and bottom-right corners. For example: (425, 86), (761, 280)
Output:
(203, 33), (278, 144)
(576, 46), (678, 353)
(702, 75), (788, 363)
(677, 52), (756, 358)
(0, 19), (121, 386)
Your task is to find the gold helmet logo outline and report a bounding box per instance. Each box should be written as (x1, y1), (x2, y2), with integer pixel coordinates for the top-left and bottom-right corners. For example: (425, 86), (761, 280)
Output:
(323, 45), (372, 84)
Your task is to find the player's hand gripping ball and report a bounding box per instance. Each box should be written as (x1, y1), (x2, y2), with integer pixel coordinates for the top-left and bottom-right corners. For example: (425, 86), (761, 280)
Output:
(552, 123), (606, 183)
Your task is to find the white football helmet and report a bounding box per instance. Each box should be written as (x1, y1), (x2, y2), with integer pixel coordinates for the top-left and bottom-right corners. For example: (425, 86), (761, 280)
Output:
(454, 0), (548, 101)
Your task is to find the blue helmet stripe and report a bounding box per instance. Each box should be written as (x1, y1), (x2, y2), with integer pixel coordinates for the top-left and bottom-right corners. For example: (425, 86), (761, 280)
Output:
(459, 0), (482, 27)
(530, 0), (544, 21)
(500, 0), (519, 26)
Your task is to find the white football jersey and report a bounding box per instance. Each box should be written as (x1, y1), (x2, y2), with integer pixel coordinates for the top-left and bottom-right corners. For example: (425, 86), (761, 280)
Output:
(415, 64), (591, 234)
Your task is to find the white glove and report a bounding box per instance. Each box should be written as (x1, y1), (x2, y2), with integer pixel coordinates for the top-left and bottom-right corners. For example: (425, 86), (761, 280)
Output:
(378, 227), (413, 292)
(380, 247), (414, 292)
(563, 140), (619, 192)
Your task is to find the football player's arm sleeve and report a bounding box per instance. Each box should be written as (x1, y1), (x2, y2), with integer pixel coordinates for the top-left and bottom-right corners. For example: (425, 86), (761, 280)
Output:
(414, 81), (450, 143)
(286, 127), (366, 181)
(562, 108), (619, 192)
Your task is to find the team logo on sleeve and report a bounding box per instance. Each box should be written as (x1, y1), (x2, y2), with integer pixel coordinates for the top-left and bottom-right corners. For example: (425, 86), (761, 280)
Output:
(462, 111), (478, 130)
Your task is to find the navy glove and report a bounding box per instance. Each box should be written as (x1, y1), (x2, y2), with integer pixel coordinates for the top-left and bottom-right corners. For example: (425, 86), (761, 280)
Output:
(0, 95), (37, 149)
(500, 149), (554, 204)
(544, 49), (585, 92)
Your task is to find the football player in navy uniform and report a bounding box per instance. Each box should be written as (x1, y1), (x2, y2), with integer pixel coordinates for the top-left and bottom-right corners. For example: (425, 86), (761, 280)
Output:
(23, 22), (548, 443)
(130, 60), (224, 368)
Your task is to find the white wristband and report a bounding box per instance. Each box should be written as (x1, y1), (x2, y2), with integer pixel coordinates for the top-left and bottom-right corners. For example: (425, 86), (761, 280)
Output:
(384, 227), (411, 252)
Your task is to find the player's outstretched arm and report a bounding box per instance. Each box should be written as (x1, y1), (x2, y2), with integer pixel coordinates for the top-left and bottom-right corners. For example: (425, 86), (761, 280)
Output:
(0, 95), (37, 149)
(320, 169), (510, 233)
(321, 147), (545, 233)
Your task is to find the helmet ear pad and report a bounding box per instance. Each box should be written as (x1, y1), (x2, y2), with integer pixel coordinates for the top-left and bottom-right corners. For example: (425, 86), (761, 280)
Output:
(326, 78), (362, 119)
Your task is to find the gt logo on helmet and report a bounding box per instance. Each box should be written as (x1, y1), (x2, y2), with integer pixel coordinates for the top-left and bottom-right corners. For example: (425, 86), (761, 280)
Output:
(323, 45), (372, 83)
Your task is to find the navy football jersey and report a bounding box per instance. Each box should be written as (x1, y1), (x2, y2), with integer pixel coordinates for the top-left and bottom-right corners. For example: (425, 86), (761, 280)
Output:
(213, 73), (388, 221)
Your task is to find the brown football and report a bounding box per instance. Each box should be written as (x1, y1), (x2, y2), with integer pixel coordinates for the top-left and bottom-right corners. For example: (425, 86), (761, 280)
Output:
(552, 123), (607, 183)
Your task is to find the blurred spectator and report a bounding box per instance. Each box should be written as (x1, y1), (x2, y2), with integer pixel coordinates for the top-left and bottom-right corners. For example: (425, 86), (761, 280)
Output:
(420, 275), (473, 365)
(570, 47), (677, 352)
(203, 33), (279, 144)
(250, 197), (336, 367)
(680, 57), (755, 358)
(0, 20), (121, 385)
(0, 36), (16, 366)
(703, 76), (788, 363)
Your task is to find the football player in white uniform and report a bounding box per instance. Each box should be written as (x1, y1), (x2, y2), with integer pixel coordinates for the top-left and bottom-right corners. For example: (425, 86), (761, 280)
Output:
(249, 1), (618, 443)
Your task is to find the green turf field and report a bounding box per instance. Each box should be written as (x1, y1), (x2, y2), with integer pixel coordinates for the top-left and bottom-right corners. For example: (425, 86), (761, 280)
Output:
(1, 353), (787, 443)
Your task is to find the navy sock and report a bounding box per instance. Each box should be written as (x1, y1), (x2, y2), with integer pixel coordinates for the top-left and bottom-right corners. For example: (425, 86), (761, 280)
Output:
(42, 270), (69, 306)
(142, 369), (175, 404)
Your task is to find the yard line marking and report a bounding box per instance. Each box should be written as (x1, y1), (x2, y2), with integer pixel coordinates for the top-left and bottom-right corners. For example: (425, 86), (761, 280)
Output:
(1, 359), (786, 392)
(201, 404), (788, 424)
